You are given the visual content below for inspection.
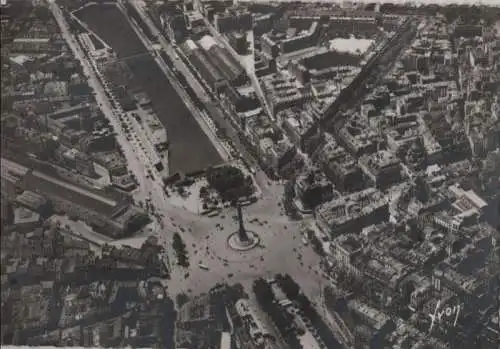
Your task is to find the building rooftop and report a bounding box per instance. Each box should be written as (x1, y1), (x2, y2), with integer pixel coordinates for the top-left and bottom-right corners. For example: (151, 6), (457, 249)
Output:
(363, 251), (410, 289)
(92, 151), (127, 171)
(178, 294), (212, 323)
(334, 233), (363, 254)
(434, 263), (482, 295)
(220, 332), (231, 349)
(449, 184), (488, 210)
(360, 150), (401, 172)
(347, 299), (391, 330)
(280, 109), (315, 136)
(316, 188), (387, 227)
(198, 35), (217, 51)
(1, 157), (29, 183)
(276, 46), (326, 68)
(13, 207), (40, 225)
(22, 169), (120, 216)
(15, 190), (47, 210)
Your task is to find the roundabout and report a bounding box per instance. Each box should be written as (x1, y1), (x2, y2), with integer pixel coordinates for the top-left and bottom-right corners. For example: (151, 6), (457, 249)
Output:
(226, 203), (261, 252)
(160, 189), (326, 306)
(227, 230), (260, 251)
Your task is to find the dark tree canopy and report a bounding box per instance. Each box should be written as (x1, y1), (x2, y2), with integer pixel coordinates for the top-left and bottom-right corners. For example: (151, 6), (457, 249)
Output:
(252, 278), (303, 349)
(206, 166), (253, 202)
(172, 233), (189, 267)
(274, 274), (342, 348)
(125, 213), (150, 234)
(33, 6), (53, 22)
(175, 293), (189, 308)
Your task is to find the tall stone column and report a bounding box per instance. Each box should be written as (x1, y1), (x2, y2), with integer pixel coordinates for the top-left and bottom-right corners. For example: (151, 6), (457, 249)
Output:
(237, 204), (249, 242)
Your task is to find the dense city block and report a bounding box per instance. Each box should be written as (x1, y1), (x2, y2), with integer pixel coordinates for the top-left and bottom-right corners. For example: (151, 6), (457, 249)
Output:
(1, 1), (499, 349)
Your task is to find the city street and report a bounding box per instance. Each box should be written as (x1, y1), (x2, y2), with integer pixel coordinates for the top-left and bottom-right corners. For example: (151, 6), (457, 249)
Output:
(203, 17), (274, 120)
(49, 2), (151, 192)
(50, 1), (183, 266)
(130, 0), (272, 194)
(123, 4), (231, 163)
(159, 187), (327, 307)
(52, 1), (327, 307)
(14, 4), (499, 349)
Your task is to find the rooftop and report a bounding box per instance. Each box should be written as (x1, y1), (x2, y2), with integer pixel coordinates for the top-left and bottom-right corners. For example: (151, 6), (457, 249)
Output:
(334, 233), (363, 254)
(15, 190), (47, 209)
(348, 299), (391, 330)
(22, 169), (121, 216)
(13, 207), (40, 225)
(360, 150), (401, 171)
(316, 188), (387, 227)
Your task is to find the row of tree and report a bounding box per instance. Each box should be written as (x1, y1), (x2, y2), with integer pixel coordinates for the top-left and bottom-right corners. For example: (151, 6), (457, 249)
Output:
(252, 278), (304, 349)
(306, 230), (326, 257)
(206, 166), (254, 203)
(275, 274), (341, 349)
(376, 3), (499, 26)
(283, 180), (300, 220)
(172, 232), (189, 268)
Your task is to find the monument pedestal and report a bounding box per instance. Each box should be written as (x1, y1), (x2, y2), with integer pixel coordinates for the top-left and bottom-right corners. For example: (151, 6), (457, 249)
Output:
(227, 230), (260, 251)
(227, 203), (260, 251)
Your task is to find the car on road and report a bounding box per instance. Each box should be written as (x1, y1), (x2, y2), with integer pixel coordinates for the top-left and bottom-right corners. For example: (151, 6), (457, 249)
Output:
(198, 263), (209, 271)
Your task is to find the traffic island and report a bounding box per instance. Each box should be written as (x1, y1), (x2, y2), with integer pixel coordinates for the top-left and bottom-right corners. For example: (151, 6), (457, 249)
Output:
(227, 230), (260, 251)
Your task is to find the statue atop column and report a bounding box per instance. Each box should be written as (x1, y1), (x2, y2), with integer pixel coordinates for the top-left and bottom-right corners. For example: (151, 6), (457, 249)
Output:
(237, 203), (249, 243)
(227, 201), (260, 251)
